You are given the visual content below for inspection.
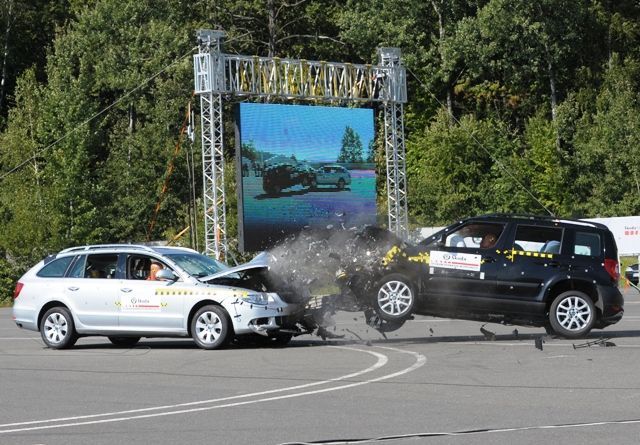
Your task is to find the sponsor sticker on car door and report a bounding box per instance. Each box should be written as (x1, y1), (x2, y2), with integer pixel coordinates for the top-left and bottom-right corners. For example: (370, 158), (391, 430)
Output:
(429, 251), (482, 272)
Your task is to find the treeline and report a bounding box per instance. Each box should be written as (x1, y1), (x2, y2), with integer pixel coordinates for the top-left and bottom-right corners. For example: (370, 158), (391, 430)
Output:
(1, 0), (639, 302)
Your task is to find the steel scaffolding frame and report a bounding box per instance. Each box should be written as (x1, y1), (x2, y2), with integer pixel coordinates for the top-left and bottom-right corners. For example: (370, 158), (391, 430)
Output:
(194, 30), (408, 257)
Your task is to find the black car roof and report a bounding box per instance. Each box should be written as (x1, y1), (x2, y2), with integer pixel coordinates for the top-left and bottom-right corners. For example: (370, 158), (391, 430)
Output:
(464, 214), (609, 231)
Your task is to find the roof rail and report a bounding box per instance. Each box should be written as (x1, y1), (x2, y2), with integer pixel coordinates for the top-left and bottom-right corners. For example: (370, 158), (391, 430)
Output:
(477, 213), (601, 228)
(59, 244), (156, 254)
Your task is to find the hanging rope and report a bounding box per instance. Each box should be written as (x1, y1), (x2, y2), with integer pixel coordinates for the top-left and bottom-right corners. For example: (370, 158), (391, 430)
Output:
(147, 93), (196, 239)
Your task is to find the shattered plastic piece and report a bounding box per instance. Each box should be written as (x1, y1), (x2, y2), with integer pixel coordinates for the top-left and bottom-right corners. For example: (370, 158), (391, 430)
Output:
(480, 324), (496, 341)
(512, 329), (519, 338)
(535, 336), (544, 350)
(573, 337), (615, 349)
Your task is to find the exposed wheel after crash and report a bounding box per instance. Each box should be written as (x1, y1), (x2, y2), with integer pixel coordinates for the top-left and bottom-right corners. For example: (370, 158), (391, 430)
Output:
(374, 274), (415, 322)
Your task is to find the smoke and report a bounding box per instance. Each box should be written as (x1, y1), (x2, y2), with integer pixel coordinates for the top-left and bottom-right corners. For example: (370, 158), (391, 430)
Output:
(264, 223), (406, 335)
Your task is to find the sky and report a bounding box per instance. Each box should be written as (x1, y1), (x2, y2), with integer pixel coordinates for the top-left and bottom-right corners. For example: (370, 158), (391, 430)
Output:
(238, 103), (375, 163)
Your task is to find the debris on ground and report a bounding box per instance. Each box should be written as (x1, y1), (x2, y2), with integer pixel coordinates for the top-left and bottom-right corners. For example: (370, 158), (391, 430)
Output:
(512, 329), (519, 339)
(480, 324), (496, 341)
(572, 337), (616, 349)
(535, 336), (545, 351)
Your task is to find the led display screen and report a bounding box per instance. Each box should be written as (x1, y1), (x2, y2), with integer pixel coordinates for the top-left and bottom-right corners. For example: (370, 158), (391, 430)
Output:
(236, 103), (376, 251)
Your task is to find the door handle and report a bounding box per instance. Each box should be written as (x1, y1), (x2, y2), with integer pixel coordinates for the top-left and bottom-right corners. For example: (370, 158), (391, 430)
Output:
(67, 286), (79, 291)
(548, 261), (568, 269)
(120, 288), (132, 293)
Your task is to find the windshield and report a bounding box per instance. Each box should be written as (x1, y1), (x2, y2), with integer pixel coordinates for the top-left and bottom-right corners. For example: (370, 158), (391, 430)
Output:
(165, 253), (227, 278)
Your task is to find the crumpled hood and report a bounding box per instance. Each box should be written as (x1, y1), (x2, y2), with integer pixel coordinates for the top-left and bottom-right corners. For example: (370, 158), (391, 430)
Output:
(200, 252), (270, 282)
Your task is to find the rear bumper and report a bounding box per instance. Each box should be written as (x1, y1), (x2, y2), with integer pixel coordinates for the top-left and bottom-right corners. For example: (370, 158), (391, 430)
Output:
(596, 285), (624, 325)
(12, 306), (39, 332)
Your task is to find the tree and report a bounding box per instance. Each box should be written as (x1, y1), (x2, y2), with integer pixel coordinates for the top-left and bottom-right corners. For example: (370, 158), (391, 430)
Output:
(337, 125), (363, 163)
(569, 58), (640, 217)
(366, 139), (375, 163)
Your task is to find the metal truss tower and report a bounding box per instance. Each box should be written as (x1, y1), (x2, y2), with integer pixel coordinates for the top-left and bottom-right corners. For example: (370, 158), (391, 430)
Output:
(193, 30), (408, 257)
(379, 48), (409, 240)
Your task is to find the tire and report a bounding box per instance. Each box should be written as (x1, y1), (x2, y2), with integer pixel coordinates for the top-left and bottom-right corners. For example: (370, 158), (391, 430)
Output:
(40, 307), (78, 349)
(108, 336), (141, 347)
(337, 178), (345, 190)
(373, 274), (415, 322)
(191, 305), (232, 350)
(548, 290), (596, 339)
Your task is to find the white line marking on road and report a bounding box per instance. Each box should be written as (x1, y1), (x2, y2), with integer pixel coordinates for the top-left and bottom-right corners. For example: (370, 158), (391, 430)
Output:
(0, 338), (39, 340)
(0, 346), (425, 434)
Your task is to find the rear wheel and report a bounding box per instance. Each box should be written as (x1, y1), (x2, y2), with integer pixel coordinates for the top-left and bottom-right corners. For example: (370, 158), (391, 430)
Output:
(548, 290), (595, 338)
(373, 274), (415, 322)
(191, 305), (232, 350)
(337, 178), (345, 189)
(40, 307), (78, 349)
(108, 336), (141, 347)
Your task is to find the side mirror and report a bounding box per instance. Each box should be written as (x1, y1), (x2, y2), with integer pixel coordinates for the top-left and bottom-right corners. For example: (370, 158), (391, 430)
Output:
(156, 269), (178, 282)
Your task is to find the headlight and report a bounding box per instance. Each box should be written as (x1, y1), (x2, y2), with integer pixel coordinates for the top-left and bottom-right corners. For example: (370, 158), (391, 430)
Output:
(243, 293), (274, 305)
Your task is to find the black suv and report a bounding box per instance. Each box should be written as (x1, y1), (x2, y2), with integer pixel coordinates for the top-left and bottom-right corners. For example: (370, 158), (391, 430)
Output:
(339, 215), (623, 338)
(262, 162), (316, 195)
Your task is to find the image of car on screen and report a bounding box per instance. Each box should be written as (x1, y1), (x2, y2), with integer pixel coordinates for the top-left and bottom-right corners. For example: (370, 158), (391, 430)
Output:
(626, 263), (639, 285)
(12, 245), (306, 350)
(262, 162), (317, 195)
(336, 215), (624, 339)
(314, 165), (351, 190)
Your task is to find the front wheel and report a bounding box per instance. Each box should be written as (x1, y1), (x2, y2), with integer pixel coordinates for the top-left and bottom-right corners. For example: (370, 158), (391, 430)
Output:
(40, 307), (78, 349)
(373, 274), (415, 322)
(548, 291), (595, 338)
(191, 305), (232, 350)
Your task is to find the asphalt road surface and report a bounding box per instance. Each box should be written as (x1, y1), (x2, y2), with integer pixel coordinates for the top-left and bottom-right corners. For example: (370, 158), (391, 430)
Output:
(2, 288), (640, 445)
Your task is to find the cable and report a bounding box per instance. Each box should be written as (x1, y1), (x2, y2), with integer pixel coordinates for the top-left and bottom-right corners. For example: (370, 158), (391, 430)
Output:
(0, 45), (198, 183)
(405, 66), (555, 217)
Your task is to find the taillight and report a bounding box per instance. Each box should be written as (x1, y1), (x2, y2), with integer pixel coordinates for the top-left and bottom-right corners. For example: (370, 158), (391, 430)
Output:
(13, 282), (23, 300)
(604, 259), (620, 283)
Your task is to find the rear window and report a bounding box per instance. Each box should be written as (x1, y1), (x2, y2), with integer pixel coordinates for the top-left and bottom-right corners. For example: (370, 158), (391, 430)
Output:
(37, 256), (74, 278)
(574, 231), (601, 256)
(83, 254), (119, 279)
(514, 225), (563, 253)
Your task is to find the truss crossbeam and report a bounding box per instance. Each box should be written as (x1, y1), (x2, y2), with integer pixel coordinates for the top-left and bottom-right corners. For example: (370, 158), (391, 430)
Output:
(194, 30), (408, 256)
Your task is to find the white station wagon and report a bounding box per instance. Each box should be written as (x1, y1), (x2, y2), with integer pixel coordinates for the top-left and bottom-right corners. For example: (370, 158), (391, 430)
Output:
(12, 245), (302, 349)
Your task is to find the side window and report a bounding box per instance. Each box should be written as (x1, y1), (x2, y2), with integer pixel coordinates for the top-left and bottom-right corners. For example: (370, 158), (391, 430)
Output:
(514, 226), (563, 253)
(444, 223), (505, 249)
(126, 255), (171, 281)
(36, 256), (74, 278)
(84, 254), (118, 279)
(575, 232), (601, 256)
(68, 255), (87, 278)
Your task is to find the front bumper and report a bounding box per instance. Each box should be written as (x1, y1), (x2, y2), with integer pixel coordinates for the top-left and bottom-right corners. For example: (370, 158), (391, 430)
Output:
(227, 293), (304, 336)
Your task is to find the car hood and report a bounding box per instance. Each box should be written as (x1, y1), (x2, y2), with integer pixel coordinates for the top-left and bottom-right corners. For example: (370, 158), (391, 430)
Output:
(199, 252), (270, 282)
